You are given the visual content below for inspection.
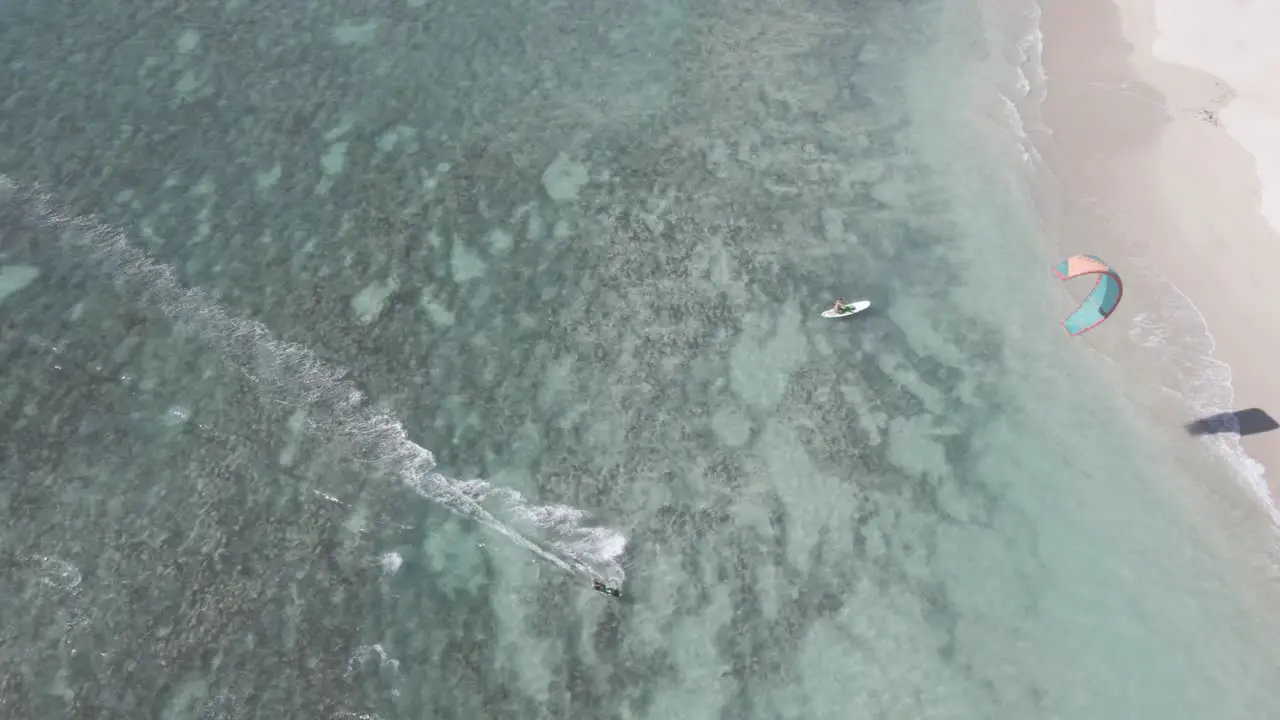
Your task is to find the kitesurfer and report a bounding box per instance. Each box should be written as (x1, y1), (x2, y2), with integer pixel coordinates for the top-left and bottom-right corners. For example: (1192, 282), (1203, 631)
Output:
(592, 579), (622, 598)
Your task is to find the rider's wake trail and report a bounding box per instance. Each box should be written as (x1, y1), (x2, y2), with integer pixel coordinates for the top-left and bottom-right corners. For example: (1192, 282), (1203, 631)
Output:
(0, 176), (628, 586)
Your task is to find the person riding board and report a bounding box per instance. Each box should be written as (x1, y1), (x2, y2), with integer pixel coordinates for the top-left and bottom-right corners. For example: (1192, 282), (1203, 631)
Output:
(592, 579), (622, 598)
(831, 297), (850, 314)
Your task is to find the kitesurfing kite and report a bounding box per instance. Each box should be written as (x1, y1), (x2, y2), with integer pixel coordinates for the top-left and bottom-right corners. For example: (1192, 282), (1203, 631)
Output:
(1053, 254), (1122, 336)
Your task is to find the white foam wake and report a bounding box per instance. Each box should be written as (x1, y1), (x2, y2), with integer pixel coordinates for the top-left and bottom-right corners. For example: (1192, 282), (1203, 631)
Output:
(0, 176), (628, 585)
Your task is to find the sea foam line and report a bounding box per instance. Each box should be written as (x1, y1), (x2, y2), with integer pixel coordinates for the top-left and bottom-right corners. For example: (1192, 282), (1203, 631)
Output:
(1000, 2), (1280, 542)
(1124, 253), (1280, 530)
(0, 175), (628, 585)
(1080, 192), (1280, 537)
(984, 0), (1050, 169)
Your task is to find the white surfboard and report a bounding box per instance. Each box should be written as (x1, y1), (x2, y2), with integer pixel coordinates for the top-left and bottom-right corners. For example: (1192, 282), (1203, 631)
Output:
(821, 300), (871, 319)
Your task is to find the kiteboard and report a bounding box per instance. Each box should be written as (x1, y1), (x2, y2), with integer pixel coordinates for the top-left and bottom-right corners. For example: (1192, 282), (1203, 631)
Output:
(821, 300), (871, 319)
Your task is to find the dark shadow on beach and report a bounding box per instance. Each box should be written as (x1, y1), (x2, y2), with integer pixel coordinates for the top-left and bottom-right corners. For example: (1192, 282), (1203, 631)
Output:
(1185, 408), (1280, 437)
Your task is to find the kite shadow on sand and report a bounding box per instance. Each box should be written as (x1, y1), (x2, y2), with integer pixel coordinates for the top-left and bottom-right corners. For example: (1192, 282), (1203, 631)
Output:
(1185, 408), (1280, 437)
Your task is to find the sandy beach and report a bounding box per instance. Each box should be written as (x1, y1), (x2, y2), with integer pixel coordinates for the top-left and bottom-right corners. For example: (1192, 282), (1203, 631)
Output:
(8, 0), (1280, 713)
(1037, 0), (1280, 524)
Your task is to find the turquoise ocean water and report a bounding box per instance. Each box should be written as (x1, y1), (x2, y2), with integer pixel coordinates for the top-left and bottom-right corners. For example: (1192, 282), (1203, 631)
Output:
(3, 0), (1280, 717)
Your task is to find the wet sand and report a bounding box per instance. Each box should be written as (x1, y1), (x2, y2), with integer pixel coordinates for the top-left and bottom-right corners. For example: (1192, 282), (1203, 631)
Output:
(1038, 0), (1280, 525)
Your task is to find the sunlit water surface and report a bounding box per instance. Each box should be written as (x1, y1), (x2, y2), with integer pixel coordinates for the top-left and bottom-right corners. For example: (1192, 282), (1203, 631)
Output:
(2, 0), (1279, 718)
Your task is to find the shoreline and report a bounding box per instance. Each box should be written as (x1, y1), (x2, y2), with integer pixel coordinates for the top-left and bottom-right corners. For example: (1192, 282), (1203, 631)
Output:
(1032, 0), (1280, 531)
